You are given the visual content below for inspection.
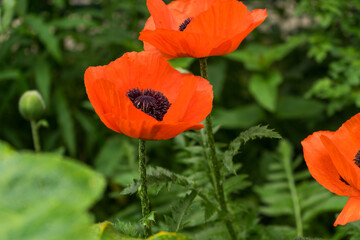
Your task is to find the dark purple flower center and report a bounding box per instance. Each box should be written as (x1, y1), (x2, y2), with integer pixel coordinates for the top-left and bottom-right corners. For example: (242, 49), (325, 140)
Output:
(354, 150), (360, 167)
(127, 88), (171, 121)
(179, 18), (193, 31)
(340, 175), (350, 185)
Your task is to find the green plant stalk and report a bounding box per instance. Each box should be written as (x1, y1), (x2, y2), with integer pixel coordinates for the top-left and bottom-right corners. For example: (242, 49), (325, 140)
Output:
(283, 155), (303, 237)
(138, 139), (152, 237)
(30, 120), (41, 152)
(199, 58), (237, 240)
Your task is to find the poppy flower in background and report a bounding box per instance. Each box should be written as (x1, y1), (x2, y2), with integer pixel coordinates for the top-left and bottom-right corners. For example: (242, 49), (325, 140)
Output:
(302, 113), (360, 226)
(139, 0), (267, 59)
(84, 51), (213, 140)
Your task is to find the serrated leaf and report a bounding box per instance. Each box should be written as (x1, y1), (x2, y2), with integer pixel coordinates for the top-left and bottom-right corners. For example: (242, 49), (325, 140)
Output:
(166, 191), (197, 232)
(115, 221), (139, 238)
(223, 125), (281, 174)
(224, 174), (251, 196)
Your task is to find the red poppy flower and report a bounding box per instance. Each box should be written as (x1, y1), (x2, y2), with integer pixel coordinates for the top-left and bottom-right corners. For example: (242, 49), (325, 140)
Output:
(302, 113), (360, 226)
(139, 0), (267, 59)
(84, 51), (213, 140)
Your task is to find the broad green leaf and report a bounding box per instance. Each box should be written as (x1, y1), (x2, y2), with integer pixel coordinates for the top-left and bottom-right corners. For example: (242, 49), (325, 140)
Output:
(213, 104), (265, 129)
(25, 14), (62, 61)
(248, 71), (283, 112)
(276, 96), (325, 119)
(0, 141), (106, 240)
(223, 125), (281, 174)
(225, 36), (303, 70)
(55, 90), (76, 156)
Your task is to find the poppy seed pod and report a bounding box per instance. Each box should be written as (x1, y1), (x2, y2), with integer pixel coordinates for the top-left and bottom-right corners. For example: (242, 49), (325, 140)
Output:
(19, 90), (46, 121)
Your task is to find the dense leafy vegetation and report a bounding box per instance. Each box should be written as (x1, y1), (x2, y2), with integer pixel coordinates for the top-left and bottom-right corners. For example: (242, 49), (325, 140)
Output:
(1, 0), (360, 239)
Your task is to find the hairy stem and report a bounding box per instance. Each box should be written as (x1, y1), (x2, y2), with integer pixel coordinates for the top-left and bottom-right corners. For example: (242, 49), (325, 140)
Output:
(30, 120), (41, 152)
(199, 58), (237, 240)
(138, 139), (152, 237)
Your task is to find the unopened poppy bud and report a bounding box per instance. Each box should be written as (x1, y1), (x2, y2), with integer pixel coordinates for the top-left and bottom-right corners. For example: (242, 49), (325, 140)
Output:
(19, 90), (46, 121)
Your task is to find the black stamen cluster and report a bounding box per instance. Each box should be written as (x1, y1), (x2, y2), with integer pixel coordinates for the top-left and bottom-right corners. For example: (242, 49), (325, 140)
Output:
(354, 150), (360, 168)
(179, 18), (193, 31)
(340, 175), (350, 185)
(127, 88), (171, 121)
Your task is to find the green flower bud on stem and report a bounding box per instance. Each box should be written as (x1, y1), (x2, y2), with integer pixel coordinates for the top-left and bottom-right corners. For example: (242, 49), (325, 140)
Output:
(19, 90), (46, 121)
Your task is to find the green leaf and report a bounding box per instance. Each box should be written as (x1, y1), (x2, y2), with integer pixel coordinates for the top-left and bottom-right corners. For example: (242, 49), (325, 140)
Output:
(92, 221), (141, 240)
(276, 96), (325, 119)
(149, 232), (194, 240)
(223, 125), (281, 174)
(213, 104), (265, 129)
(119, 166), (194, 196)
(25, 14), (62, 61)
(166, 191), (197, 232)
(169, 58), (195, 69)
(55, 90), (76, 156)
(35, 57), (51, 105)
(224, 36), (303, 70)
(115, 220), (140, 238)
(0, 141), (106, 240)
(248, 71), (283, 112)
(0, 68), (20, 82)
(224, 174), (251, 196)
(95, 136), (137, 185)
(1, 0), (16, 33)
(208, 59), (227, 101)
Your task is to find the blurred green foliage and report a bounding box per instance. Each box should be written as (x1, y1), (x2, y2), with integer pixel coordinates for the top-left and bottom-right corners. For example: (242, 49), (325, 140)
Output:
(0, 141), (105, 240)
(1, 0), (360, 239)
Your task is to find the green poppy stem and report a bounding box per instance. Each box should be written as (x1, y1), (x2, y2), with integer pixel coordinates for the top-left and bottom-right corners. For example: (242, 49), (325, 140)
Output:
(30, 120), (41, 152)
(138, 139), (152, 237)
(199, 58), (237, 240)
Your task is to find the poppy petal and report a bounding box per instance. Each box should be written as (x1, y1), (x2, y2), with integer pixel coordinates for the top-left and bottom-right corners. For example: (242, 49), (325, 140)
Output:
(321, 135), (360, 192)
(107, 115), (203, 140)
(84, 51), (213, 140)
(146, 0), (176, 29)
(328, 113), (360, 167)
(302, 131), (360, 196)
(185, 0), (253, 37)
(334, 197), (360, 226)
(140, 29), (213, 58)
(181, 76), (213, 122)
(164, 75), (213, 123)
(84, 66), (120, 130)
(104, 52), (183, 103)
